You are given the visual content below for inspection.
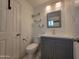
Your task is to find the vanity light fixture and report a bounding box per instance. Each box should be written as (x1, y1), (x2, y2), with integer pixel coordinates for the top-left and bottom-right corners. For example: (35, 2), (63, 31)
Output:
(75, 0), (79, 4)
(46, 5), (52, 13)
(55, 2), (61, 10)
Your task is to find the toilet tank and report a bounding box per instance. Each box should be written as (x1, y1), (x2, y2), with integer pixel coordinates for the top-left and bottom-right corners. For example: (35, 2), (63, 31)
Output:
(32, 36), (41, 43)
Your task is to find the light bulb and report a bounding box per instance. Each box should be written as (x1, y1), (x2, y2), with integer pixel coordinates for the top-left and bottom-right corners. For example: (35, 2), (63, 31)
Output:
(55, 2), (61, 10)
(46, 5), (51, 13)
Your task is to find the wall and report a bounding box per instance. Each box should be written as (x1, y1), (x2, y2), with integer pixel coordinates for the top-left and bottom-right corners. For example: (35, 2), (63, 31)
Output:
(17, 0), (33, 58)
(15, 0), (33, 58)
(32, 0), (75, 37)
(20, 0), (33, 45)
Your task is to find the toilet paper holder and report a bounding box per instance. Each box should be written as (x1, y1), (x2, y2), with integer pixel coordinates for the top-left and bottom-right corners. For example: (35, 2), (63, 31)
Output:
(23, 38), (27, 42)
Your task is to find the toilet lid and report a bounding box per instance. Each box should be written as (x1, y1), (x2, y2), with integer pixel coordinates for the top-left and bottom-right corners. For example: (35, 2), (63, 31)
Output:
(26, 43), (38, 50)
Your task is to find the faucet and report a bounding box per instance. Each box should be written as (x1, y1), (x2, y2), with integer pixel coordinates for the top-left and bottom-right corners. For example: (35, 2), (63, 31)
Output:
(52, 29), (56, 35)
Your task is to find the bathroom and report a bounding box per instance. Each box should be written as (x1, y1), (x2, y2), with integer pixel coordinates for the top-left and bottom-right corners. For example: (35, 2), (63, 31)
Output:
(0, 0), (79, 59)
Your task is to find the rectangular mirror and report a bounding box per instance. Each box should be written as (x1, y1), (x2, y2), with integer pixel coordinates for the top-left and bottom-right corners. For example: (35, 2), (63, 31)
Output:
(47, 10), (61, 28)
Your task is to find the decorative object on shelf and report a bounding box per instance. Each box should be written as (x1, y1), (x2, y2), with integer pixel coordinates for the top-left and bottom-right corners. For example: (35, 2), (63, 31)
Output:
(32, 13), (40, 18)
(8, 0), (11, 10)
(38, 24), (44, 28)
(47, 10), (61, 28)
(34, 19), (41, 22)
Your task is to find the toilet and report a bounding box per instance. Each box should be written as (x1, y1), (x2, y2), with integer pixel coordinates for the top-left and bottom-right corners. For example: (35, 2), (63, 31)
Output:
(26, 43), (39, 59)
(32, 36), (41, 44)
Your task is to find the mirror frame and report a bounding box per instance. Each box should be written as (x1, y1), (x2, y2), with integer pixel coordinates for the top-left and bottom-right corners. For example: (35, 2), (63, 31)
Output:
(47, 10), (61, 28)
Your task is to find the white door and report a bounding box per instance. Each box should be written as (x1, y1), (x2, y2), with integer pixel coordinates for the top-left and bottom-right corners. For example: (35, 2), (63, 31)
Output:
(0, 0), (25, 59)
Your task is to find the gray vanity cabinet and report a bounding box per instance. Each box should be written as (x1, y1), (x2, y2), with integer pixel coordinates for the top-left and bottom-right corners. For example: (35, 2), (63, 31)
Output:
(41, 37), (73, 59)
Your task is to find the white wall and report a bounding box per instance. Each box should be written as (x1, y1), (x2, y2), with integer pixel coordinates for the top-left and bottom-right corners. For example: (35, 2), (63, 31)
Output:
(17, 0), (33, 58)
(20, 0), (33, 45)
(32, 0), (75, 37)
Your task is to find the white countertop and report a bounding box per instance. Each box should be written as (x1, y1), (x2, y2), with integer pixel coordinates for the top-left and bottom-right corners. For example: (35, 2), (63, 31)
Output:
(41, 34), (75, 39)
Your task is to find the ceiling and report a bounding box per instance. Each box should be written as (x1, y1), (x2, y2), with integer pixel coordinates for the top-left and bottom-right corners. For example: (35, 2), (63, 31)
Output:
(26, 0), (55, 7)
(75, 0), (79, 6)
(26, 0), (78, 8)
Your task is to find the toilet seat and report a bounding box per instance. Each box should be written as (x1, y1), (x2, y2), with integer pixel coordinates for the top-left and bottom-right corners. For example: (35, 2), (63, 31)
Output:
(26, 43), (38, 50)
(26, 43), (39, 59)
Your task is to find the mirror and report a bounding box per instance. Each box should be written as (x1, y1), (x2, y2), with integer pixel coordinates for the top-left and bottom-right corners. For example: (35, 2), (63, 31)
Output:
(47, 10), (61, 28)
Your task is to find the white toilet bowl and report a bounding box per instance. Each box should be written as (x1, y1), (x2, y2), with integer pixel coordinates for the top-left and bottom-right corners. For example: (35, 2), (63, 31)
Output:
(26, 43), (38, 59)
